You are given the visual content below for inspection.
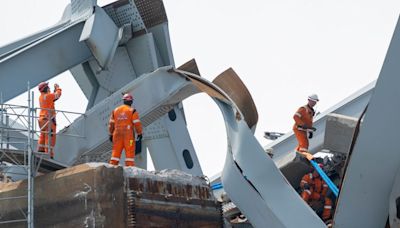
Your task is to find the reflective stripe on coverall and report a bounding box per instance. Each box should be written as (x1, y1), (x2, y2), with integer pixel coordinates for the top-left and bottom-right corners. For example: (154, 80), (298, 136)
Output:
(108, 104), (143, 166)
(38, 86), (61, 157)
(300, 172), (332, 220)
(293, 105), (315, 153)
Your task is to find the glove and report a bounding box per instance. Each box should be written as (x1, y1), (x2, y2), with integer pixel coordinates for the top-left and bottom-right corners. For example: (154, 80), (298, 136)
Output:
(109, 135), (113, 142)
(308, 132), (313, 139)
(297, 125), (307, 130)
(303, 183), (310, 190)
(135, 134), (143, 155)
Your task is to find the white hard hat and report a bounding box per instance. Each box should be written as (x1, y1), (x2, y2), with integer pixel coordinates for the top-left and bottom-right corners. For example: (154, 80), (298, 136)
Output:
(308, 94), (319, 102)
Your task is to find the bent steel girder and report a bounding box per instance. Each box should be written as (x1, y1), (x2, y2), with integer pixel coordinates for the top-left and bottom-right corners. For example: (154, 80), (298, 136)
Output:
(176, 69), (325, 228)
(0, 21), (92, 102)
(333, 16), (400, 228)
(56, 64), (324, 226)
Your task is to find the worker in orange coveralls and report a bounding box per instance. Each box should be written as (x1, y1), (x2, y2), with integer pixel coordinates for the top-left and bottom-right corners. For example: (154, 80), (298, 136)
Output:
(293, 94), (319, 160)
(37, 82), (62, 159)
(108, 93), (143, 166)
(300, 164), (333, 221)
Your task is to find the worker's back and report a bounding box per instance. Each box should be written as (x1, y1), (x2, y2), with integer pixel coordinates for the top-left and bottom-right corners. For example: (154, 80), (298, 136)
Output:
(112, 104), (136, 131)
(39, 86), (61, 118)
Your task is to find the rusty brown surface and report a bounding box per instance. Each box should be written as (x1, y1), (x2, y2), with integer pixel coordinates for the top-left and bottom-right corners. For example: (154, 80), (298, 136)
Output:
(177, 59), (201, 76)
(127, 177), (222, 227)
(188, 77), (230, 103)
(0, 164), (126, 228)
(134, 0), (168, 27)
(212, 68), (259, 129)
(0, 165), (222, 227)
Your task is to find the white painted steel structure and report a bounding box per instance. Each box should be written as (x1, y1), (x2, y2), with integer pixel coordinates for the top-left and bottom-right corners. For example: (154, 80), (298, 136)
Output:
(1, 0), (400, 227)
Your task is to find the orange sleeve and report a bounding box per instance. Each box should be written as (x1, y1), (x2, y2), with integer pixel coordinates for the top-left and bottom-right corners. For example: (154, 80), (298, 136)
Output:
(53, 87), (62, 101)
(108, 111), (115, 135)
(132, 111), (142, 135)
(293, 107), (305, 126)
(321, 181), (328, 196)
(300, 174), (311, 188)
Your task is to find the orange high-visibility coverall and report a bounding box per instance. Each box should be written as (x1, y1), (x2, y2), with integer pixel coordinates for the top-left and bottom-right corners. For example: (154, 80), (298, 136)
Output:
(300, 173), (332, 220)
(108, 104), (142, 166)
(293, 105), (315, 153)
(38, 85), (62, 158)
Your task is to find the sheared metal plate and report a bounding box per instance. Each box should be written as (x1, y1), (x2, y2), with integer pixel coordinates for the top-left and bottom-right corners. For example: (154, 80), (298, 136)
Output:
(171, 68), (325, 227)
(134, 0), (168, 28)
(212, 68), (258, 129)
(177, 58), (201, 76)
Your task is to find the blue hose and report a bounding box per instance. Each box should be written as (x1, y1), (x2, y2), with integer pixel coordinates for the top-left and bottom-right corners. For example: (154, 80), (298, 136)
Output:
(211, 183), (223, 190)
(310, 160), (339, 197)
(211, 162), (339, 197)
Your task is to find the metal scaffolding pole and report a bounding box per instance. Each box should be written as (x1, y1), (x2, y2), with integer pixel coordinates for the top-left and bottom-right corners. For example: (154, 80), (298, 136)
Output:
(27, 83), (34, 228)
(0, 83), (82, 226)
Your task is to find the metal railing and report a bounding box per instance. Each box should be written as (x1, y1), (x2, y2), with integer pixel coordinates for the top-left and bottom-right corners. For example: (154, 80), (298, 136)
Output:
(0, 84), (85, 228)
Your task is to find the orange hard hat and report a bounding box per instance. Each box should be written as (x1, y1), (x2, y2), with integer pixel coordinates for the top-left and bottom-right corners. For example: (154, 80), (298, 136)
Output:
(38, 82), (49, 92)
(123, 93), (133, 101)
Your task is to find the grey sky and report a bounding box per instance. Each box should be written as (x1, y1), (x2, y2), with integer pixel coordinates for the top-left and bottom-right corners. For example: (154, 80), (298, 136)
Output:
(1, 0), (399, 177)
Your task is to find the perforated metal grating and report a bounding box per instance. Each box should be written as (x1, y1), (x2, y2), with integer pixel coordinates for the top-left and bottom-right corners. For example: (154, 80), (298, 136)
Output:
(103, 0), (145, 32)
(134, 0), (168, 28)
(141, 104), (174, 127)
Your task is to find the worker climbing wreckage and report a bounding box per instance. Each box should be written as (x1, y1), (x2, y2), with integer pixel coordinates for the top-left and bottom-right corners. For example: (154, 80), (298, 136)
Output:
(37, 82), (62, 159)
(293, 94), (319, 160)
(108, 93), (143, 166)
(299, 163), (333, 222)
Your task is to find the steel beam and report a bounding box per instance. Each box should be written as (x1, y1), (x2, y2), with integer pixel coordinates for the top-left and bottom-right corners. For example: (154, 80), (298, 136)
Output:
(0, 22), (92, 102)
(334, 16), (400, 228)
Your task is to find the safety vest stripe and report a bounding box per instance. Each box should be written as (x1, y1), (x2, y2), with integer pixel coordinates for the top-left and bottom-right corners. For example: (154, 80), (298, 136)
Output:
(125, 158), (135, 162)
(295, 113), (302, 117)
(297, 127), (307, 131)
(111, 157), (120, 161)
(324, 206), (332, 209)
(305, 190), (311, 195)
(133, 119), (140, 123)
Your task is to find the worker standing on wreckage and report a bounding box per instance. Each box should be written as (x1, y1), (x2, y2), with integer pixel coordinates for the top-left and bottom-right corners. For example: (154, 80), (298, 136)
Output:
(108, 93), (143, 166)
(37, 82), (62, 159)
(293, 94), (319, 160)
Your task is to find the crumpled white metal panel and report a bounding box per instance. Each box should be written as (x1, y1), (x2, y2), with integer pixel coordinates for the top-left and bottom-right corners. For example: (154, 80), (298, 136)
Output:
(334, 16), (400, 228)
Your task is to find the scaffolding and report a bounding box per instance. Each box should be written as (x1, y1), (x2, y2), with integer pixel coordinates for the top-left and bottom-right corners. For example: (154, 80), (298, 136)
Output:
(0, 84), (84, 227)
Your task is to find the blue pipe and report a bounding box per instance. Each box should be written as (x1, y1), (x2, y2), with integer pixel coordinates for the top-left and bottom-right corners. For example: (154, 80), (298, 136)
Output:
(211, 183), (223, 190)
(310, 160), (339, 197)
